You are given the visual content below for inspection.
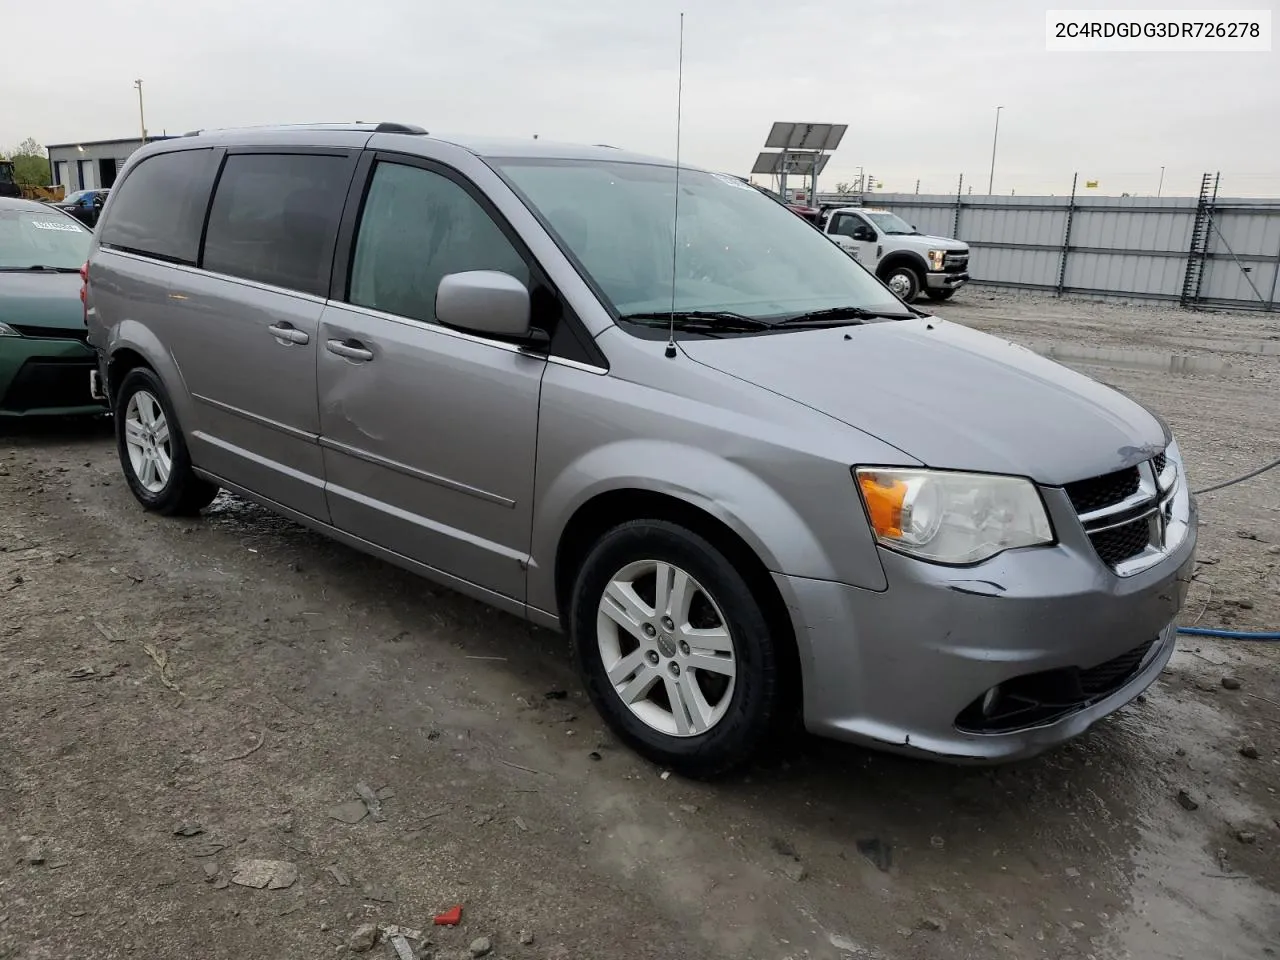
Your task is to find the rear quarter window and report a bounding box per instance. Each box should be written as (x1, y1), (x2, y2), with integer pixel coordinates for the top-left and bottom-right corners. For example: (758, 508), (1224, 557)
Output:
(98, 148), (220, 264)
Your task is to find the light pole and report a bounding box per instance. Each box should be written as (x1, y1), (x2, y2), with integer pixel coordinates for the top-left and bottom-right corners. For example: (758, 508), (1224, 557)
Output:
(987, 106), (1003, 195)
(134, 79), (147, 143)
(1157, 165), (1165, 197)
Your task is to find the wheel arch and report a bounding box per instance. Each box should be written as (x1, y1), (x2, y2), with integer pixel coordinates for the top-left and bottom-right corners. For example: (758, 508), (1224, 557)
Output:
(553, 486), (803, 713)
(876, 250), (929, 280)
(104, 322), (194, 427)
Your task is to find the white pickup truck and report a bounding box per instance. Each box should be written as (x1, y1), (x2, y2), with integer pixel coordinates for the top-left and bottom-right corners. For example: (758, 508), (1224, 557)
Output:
(822, 207), (970, 304)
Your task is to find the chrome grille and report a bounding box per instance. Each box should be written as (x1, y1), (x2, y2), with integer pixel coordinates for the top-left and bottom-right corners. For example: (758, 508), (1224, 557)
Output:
(1067, 450), (1185, 576)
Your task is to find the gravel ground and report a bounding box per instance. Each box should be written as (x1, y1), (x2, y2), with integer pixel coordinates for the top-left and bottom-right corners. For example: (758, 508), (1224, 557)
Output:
(2, 290), (1278, 960)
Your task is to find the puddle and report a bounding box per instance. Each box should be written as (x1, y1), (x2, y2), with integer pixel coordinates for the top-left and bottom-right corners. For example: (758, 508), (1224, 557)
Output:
(1031, 343), (1234, 376)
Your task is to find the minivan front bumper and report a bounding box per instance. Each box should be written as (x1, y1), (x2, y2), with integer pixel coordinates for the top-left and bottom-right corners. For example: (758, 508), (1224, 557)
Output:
(777, 496), (1196, 762)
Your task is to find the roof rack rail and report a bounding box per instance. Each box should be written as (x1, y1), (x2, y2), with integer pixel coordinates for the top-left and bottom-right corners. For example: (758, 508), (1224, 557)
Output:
(373, 122), (428, 134)
(181, 121), (428, 139)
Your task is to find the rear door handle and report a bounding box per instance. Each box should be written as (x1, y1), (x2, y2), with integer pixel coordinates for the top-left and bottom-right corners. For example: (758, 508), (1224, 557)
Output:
(326, 338), (374, 362)
(267, 322), (310, 345)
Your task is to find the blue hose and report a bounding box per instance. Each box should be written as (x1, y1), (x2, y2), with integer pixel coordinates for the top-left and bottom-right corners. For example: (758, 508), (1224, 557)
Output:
(1177, 626), (1280, 641)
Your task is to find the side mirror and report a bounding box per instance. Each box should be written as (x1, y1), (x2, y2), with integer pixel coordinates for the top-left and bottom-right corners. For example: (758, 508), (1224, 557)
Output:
(436, 270), (531, 339)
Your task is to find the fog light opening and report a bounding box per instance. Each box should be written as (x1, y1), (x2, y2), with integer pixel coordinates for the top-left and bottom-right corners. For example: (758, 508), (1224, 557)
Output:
(981, 686), (1001, 717)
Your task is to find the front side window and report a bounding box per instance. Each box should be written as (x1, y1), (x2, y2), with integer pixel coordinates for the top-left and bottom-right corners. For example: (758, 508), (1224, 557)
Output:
(202, 153), (353, 296)
(98, 148), (219, 264)
(864, 211), (918, 235)
(0, 207), (92, 269)
(347, 161), (529, 324)
(494, 159), (905, 324)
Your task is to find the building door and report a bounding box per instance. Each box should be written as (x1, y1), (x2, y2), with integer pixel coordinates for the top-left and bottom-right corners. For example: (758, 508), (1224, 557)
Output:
(98, 158), (118, 187)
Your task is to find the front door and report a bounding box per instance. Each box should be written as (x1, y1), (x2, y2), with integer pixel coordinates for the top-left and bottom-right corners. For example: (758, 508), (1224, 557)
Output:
(317, 156), (546, 602)
(828, 212), (879, 268)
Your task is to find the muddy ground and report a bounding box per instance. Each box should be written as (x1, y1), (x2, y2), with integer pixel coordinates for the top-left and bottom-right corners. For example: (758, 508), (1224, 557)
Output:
(2, 290), (1278, 960)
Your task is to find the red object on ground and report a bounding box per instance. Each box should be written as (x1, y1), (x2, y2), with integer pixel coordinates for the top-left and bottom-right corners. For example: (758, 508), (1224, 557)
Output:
(433, 905), (463, 926)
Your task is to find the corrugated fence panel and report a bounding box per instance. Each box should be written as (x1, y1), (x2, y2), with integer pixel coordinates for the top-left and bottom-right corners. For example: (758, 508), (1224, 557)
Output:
(868, 191), (1280, 310)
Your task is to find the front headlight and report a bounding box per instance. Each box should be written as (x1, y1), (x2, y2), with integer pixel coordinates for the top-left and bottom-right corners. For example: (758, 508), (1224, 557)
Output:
(855, 468), (1054, 565)
(0, 322), (20, 337)
(927, 249), (946, 271)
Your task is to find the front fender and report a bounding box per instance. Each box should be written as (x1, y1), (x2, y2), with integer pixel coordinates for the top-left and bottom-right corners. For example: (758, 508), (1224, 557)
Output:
(527, 438), (871, 618)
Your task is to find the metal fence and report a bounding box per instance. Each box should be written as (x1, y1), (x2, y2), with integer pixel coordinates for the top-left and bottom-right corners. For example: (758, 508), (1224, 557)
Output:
(829, 175), (1280, 312)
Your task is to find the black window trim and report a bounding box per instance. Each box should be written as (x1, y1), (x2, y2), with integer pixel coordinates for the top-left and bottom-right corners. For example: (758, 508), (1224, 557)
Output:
(98, 145), (226, 266)
(197, 145), (362, 299)
(330, 149), (609, 372)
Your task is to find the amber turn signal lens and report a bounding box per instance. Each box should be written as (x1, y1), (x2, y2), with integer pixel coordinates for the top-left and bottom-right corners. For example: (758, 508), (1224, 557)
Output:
(857, 472), (908, 539)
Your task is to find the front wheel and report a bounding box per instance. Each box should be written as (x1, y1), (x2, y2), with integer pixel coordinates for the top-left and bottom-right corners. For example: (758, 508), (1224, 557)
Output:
(115, 367), (220, 516)
(925, 288), (957, 302)
(882, 264), (922, 303)
(570, 520), (786, 778)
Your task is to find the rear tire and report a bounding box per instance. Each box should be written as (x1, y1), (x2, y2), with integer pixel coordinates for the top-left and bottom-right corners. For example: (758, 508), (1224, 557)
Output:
(569, 519), (785, 779)
(114, 367), (219, 516)
(881, 263), (923, 303)
(925, 288), (956, 302)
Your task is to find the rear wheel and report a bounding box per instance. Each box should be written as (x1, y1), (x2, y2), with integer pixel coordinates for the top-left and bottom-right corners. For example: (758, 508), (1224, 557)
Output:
(925, 288), (956, 302)
(570, 520), (785, 778)
(115, 367), (219, 516)
(882, 263), (922, 303)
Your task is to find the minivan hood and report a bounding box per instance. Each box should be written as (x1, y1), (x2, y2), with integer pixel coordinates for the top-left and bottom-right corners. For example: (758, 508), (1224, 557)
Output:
(0, 272), (86, 329)
(680, 317), (1168, 485)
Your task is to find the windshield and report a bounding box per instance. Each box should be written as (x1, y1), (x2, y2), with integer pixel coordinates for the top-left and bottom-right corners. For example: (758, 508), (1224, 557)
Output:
(494, 158), (907, 324)
(864, 211), (918, 235)
(63, 190), (90, 203)
(0, 165), (14, 185)
(0, 207), (92, 269)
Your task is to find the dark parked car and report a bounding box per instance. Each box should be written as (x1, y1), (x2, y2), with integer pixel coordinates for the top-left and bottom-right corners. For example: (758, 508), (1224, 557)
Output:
(0, 197), (107, 417)
(53, 188), (110, 227)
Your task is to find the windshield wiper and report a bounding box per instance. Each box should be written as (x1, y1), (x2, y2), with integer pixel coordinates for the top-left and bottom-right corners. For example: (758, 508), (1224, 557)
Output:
(0, 265), (81, 273)
(776, 306), (917, 327)
(618, 310), (773, 333)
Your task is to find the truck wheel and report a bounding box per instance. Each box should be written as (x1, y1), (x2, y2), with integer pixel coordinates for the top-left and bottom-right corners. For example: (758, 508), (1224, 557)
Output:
(925, 288), (956, 302)
(882, 264), (922, 303)
(569, 519), (786, 779)
(115, 367), (220, 516)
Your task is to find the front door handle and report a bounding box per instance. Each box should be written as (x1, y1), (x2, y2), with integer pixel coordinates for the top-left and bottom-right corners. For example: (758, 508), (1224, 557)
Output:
(267, 322), (310, 345)
(326, 338), (374, 362)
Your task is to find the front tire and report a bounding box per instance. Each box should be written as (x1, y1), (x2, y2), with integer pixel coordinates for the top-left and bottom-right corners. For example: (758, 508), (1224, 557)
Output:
(570, 520), (785, 778)
(925, 288), (956, 302)
(115, 367), (219, 516)
(882, 263), (922, 303)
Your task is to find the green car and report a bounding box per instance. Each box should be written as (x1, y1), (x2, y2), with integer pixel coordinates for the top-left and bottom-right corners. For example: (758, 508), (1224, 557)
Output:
(0, 197), (107, 417)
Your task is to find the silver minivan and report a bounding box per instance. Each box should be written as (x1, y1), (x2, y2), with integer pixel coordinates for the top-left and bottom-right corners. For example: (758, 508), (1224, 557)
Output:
(85, 123), (1195, 776)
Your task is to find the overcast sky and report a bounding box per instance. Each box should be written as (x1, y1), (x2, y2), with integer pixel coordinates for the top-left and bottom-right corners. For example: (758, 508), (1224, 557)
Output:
(4, 0), (1277, 197)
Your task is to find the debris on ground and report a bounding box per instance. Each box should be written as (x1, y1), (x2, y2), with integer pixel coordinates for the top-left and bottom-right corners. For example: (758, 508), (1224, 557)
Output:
(325, 865), (351, 886)
(349, 923), (379, 953)
(173, 822), (204, 837)
(518, 929), (534, 945)
(856, 837), (893, 872)
(229, 859), (298, 889)
(362, 883), (397, 903)
(1241, 744), (1261, 759)
(434, 904), (463, 926)
(24, 840), (47, 865)
(469, 936), (493, 957)
(387, 933), (416, 960)
(354, 781), (386, 822)
(917, 917), (946, 932)
(544, 690), (568, 700)
(1236, 830), (1258, 845)
(1223, 677), (1243, 690)
(380, 924), (423, 941)
(189, 842), (227, 858)
(202, 862), (219, 881)
(328, 799), (369, 824)
(1177, 789), (1200, 811)
(782, 859), (808, 882)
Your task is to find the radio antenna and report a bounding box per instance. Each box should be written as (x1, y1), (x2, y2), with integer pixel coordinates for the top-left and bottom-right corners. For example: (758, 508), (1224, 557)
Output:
(665, 12), (685, 360)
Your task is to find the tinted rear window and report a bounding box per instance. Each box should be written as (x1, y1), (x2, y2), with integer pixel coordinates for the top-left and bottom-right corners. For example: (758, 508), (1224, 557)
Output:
(99, 149), (219, 264)
(201, 153), (353, 296)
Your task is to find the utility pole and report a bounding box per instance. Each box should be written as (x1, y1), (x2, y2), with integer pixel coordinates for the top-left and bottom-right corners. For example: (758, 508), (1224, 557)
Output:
(987, 105), (1003, 195)
(134, 79), (147, 142)
(914, 178), (920, 195)
(1157, 165), (1165, 197)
